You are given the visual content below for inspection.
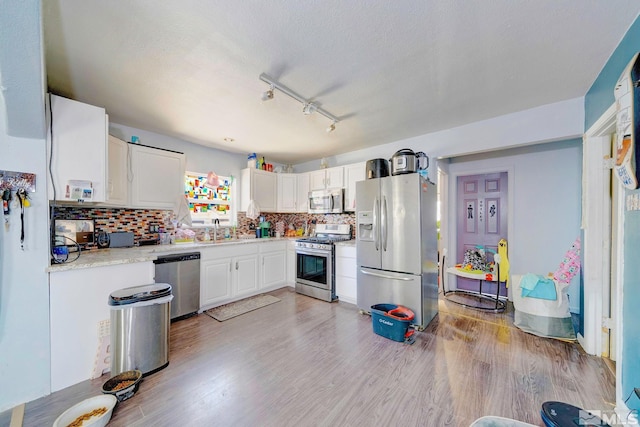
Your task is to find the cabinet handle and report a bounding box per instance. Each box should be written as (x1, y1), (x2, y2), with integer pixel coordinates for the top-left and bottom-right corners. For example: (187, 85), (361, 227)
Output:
(235, 261), (239, 270)
(229, 263), (232, 272)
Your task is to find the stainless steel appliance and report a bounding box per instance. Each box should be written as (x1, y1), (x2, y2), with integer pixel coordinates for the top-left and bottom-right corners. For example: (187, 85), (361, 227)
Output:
(366, 158), (389, 179)
(308, 188), (344, 214)
(356, 173), (438, 328)
(295, 223), (351, 302)
(109, 283), (173, 376)
(153, 252), (200, 320)
(389, 149), (429, 175)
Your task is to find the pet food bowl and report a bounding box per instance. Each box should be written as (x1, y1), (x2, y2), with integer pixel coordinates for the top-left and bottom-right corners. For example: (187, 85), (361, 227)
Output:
(52, 394), (117, 427)
(101, 369), (142, 402)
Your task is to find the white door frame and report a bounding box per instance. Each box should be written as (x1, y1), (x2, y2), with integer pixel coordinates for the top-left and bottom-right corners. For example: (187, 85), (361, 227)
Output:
(443, 165), (515, 298)
(582, 103), (618, 358)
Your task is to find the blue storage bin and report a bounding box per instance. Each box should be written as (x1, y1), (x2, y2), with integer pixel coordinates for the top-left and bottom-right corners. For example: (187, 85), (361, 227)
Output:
(370, 304), (415, 343)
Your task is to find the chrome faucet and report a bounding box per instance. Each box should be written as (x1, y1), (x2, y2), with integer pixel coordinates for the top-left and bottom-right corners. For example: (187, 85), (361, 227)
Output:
(213, 218), (220, 242)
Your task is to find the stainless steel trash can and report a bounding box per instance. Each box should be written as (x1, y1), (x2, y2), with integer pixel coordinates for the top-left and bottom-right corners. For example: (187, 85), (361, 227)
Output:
(109, 283), (173, 376)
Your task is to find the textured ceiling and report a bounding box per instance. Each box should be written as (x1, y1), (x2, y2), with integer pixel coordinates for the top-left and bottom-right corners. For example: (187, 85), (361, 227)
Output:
(43, 1), (640, 164)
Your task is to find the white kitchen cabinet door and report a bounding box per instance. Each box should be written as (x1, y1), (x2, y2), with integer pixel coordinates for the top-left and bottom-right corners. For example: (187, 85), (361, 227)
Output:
(335, 245), (357, 304)
(277, 173), (297, 213)
(261, 249), (286, 289)
(287, 240), (296, 286)
(201, 257), (233, 307)
(106, 135), (128, 206)
(296, 172), (310, 212)
(234, 254), (259, 297)
(326, 166), (344, 189)
(343, 162), (366, 212)
(47, 94), (107, 202)
(309, 169), (327, 191)
(240, 168), (277, 212)
(129, 144), (186, 209)
(309, 167), (344, 190)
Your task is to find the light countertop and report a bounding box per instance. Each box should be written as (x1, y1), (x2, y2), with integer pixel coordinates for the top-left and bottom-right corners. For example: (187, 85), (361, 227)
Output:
(48, 237), (297, 273)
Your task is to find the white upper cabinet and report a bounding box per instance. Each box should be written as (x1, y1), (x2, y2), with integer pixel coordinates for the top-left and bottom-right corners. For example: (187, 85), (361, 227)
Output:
(309, 166), (344, 190)
(343, 162), (366, 212)
(129, 144), (186, 209)
(240, 168), (277, 213)
(106, 135), (128, 206)
(47, 94), (107, 202)
(296, 172), (310, 213)
(276, 173), (297, 213)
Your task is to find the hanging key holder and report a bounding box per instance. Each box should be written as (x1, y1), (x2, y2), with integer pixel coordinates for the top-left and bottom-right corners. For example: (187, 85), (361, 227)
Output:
(16, 189), (30, 250)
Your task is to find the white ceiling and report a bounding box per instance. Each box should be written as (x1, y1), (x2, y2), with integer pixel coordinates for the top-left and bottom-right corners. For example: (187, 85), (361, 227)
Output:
(43, 1), (640, 164)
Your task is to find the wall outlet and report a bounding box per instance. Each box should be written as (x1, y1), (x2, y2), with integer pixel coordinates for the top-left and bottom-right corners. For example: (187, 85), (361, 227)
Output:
(149, 224), (159, 233)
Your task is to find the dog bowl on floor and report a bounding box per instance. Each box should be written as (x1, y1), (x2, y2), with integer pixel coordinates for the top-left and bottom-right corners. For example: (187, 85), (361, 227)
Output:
(53, 394), (117, 427)
(102, 369), (142, 402)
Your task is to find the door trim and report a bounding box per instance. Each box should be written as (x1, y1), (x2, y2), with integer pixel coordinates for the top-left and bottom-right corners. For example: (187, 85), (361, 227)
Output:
(445, 166), (514, 299)
(582, 103), (626, 412)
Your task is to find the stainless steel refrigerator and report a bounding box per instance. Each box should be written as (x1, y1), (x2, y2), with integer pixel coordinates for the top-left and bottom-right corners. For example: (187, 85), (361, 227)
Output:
(356, 173), (438, 329)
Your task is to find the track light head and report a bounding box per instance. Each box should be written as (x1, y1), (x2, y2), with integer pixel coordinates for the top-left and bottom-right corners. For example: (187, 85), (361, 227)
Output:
(302, 103), (317, 115)
(326, 121), (336, 133)
(261, 85), (274, 101)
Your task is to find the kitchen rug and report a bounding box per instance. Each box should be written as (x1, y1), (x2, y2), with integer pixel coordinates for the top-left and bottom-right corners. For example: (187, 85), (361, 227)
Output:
(205, 294), (280, 322)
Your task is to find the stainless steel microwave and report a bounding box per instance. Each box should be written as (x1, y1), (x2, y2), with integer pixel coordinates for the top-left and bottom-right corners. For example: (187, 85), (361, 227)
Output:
(308, 188), (344, 214)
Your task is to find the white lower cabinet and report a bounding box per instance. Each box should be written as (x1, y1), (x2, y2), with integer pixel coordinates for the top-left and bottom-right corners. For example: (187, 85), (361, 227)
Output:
(235, 254), (259, 296)
(287, 240), (296, 286)
(200, 241), (289, 311)
(200, 257), (233, 307)
(260, 241), (287, 289)
(200, 244), (259, 309)
(335, 244), (357, 304)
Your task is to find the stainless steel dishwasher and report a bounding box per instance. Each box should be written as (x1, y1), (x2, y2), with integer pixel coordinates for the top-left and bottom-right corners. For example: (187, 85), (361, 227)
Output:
(153, 252), (200, 320)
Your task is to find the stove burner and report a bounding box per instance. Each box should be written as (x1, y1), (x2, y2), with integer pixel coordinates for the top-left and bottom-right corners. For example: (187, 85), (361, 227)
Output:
(296, 236), (352, 244)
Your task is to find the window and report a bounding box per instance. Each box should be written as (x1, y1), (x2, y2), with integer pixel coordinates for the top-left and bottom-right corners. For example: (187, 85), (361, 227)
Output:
(184, 171), (236, 227)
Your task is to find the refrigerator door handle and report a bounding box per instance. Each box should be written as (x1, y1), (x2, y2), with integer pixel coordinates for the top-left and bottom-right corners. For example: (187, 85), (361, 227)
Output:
(373, 197), (379, 251)
(360, 269), (413, 281)
(381, 196), (388, 251)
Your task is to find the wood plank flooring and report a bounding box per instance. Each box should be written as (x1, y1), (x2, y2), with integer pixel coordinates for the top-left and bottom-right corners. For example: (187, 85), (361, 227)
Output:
(1, 288), (615, 426)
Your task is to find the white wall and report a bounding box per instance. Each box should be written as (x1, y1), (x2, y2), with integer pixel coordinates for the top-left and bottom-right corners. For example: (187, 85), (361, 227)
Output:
(294, 97), (585, 178)
(0, 0), (52, 413)
(447, 140), (583, 311)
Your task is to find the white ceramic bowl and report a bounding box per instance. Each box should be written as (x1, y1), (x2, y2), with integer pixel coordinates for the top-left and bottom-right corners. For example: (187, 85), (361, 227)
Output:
(53, 394), (117, 427)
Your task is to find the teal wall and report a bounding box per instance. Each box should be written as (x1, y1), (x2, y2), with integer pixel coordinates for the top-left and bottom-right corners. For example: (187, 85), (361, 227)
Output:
(585, 15), (640, 410)
(585, 17), (640, 130)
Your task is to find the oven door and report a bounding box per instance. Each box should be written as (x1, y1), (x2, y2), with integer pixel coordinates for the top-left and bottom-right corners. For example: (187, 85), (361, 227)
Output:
(296, 247), (332, 291)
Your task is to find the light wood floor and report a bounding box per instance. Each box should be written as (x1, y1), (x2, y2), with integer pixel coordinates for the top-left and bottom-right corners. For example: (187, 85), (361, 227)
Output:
(1, 287), (615, 426)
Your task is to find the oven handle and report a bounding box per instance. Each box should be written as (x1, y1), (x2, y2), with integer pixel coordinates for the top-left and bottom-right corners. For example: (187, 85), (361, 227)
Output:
(360, 269), (412, 281)
(296, 248), (331, 257)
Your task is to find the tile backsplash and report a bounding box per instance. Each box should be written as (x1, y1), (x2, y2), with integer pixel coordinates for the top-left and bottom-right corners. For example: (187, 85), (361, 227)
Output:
(52, 206), (356, 248)
(53, 206), (173, 249)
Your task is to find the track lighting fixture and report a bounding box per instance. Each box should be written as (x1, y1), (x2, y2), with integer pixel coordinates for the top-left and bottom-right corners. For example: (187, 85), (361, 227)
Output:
(302, 103), (317, 115)
(261, 85), (274, 101)
(259, 73), (339, 132)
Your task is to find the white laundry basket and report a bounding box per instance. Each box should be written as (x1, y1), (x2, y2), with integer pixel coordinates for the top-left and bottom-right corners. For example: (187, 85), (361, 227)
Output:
(511, 274), (576, 340)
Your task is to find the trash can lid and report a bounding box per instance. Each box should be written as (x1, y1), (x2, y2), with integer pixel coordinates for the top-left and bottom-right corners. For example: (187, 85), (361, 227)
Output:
(109, 283), (172, 306)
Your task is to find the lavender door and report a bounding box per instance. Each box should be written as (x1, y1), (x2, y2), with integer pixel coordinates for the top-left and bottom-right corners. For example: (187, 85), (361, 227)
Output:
(456, 172), (508, 296)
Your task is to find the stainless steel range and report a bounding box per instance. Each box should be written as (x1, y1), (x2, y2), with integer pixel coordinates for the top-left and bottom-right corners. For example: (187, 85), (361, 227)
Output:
(295, 224), (352, 302)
